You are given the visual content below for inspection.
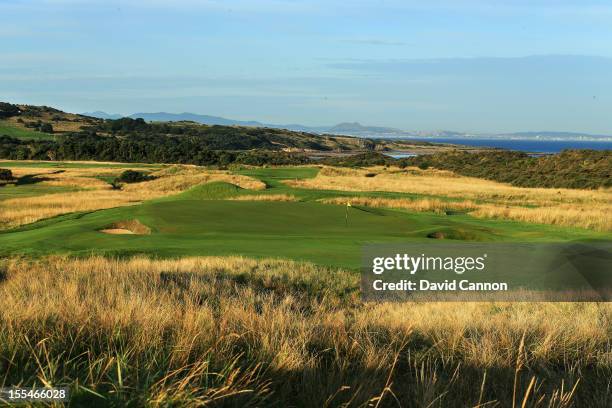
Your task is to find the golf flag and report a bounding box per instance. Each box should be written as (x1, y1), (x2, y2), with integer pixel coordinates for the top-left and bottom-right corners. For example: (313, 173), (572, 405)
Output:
(345, 201), (351, 226)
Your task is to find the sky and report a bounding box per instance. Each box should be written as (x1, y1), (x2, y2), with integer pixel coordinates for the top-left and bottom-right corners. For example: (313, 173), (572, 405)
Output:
(1, 0), (612, 134)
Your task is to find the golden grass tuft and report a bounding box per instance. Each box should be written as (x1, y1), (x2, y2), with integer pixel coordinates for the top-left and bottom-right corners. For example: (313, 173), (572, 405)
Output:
(322, 196), (477, 214)
(472, 203), (612, 232)
(0, 256), (608, 406)
(39, 176), (112, 189)
(229, 194), (298, 202)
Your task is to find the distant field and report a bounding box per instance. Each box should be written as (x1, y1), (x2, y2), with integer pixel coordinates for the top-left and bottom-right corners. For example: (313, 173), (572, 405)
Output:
(0, 120), (55, 140)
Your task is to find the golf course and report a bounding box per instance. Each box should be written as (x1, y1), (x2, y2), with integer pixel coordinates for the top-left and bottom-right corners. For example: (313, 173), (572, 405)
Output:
(1, 160), (611, 407)
(0, 165), (607, 267)
(2, 0), (611, 401)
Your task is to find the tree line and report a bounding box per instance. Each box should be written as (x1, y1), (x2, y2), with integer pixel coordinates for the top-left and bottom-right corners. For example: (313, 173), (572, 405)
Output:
(0, 134), (309, 166)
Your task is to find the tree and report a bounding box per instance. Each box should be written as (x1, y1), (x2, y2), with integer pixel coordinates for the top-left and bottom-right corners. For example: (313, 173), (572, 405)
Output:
(0, 103), (20, 119)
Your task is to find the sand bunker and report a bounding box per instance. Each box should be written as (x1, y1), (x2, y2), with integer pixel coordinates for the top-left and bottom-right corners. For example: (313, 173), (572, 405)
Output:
(100, 228), (135, 235)
(99, 220), (151, 235)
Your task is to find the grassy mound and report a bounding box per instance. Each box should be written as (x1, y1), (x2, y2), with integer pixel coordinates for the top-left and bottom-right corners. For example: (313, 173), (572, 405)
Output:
(177, 181), (244, 200)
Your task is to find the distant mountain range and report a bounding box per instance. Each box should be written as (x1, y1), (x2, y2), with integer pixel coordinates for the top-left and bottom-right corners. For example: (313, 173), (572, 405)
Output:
(82, 111), (405, 135)
(81, 111), (612, 141)
(82, 111), (124, 120)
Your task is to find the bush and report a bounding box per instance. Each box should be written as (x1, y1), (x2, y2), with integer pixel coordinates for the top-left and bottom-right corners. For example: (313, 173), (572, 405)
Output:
(116, 170), (153, 184)
(0, 168), (13, 181)
(40, 123), (54, 133)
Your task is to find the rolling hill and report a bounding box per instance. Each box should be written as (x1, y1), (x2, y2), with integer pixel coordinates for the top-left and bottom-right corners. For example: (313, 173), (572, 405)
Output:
(81, 110), (612, 141)
(0, 102), (386, 152)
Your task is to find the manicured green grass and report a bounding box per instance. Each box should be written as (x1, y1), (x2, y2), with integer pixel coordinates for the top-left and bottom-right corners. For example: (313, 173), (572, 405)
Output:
(0, 195), (603, 268)
(0, 167), (608, 269)
(0, 121), (55, 140)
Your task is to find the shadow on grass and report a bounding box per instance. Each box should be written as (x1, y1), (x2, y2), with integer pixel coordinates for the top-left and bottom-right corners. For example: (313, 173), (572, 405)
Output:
(15, 170), (64, 186)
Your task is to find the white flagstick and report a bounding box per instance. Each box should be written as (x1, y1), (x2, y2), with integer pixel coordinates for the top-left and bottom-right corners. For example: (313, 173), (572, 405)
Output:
(345, 202), (351, 227)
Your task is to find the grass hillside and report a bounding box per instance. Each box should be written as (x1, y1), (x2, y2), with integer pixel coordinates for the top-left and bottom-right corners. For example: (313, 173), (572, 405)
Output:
(0, 103), (100, 140)
(0, 101), (386, 152)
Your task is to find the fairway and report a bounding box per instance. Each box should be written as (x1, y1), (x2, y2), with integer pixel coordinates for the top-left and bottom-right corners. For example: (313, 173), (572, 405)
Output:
(0, 167), (607, 268)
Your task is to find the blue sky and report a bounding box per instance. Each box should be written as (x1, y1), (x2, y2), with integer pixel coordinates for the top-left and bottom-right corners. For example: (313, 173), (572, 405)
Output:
(1, 0), (612, 133)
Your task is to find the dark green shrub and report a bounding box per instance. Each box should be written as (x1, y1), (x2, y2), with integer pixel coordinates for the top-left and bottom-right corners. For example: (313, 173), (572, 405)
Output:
(116, 170), (153, 184)
(0, 168), (13, 181)
(40, 123), (54, 133)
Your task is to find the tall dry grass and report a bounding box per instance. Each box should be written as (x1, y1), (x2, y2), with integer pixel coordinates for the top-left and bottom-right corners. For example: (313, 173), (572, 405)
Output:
(0, 166), (265, 229)
(322, 196), (612, 232)
(0, 256), (609, 406)
(322, 196), (477, 214)
(229, 194), (298, 202)
(302, 167), (611, 206)
(471, 203), (612, 232)
(289, 167), (612, 231)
